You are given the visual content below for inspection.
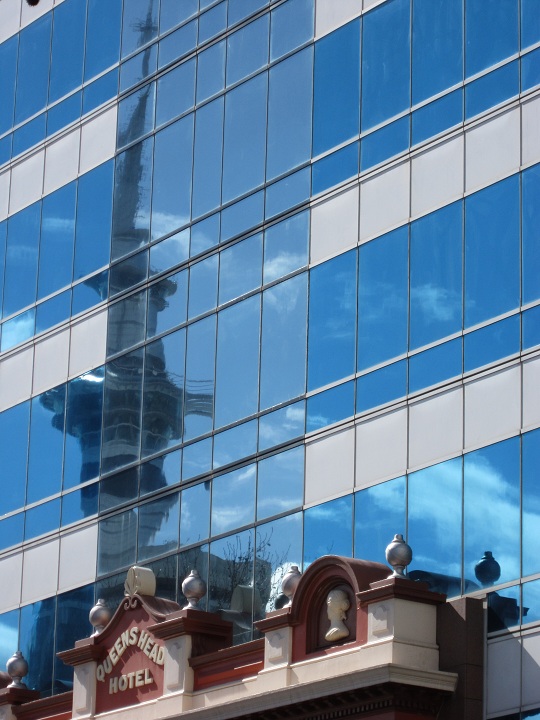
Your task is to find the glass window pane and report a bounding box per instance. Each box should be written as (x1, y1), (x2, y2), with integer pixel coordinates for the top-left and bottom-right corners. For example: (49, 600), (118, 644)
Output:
(523, 165), (540, 305)
(213, 419), (257, 469)
(464, 315), (520, 372)
(1, 309), (35, 352)
(523, 429), (540, 577)
(219, 234), (262, 306)
(192, 97), (224, 219)
(215, 295), (260, 428)
(61, 484), (98, 525)
(0, 36), (18, 136)
(270, 0), (314, 62)
(13, 114), (46, 157)
(180, 481), (211, 546)
(0, 513), (24, 551)
(138, 493), (180, 561)
(361, 0), (410, 130)
(260, 274), (307, 410)
(20, 598), (56, 694)
(228, 0), (268, 26)
(117, 81), (156, 149)
(25, 498), (61, 540)
(39, 183), (76, 300)
(522, 0), (540, 50)
(257, 445), (303, 520)
(85, 0), (122, 80)
(120, 45), (157, 92)
(222, 73), (268, 204)
(258, 400), (305, 452)
(15, 14), (51, 124)
(54, 585), (94, 692)
(122, 0), (159, 58)
(27, 387), (66, 504)
(149, 230), (189, 276)
(256, 513), (302, 614)
(465, 61), (519, 120)
(313, 19), (360, 156)
(308, 250), (357, 391)
(312, 141), (359, 196)
(354, 476), (405, 565)
(487, 584), (521, 632)
(265, 166), (310, 220)
(156, 60), (195, 128)
(0, 610), (20, 671)
(160, 0), (197, 32)
(182, 437), (212, 480)
(147, 270), (188, 339)
(74, 161), (113, 279)
(47, 92), (81, 136)
(358, 227), (408, 370)
(521, 47), (540, 92)
(83, 69), (118, 114)
(4, 203), (40, 317)
(361, 117), (409, 171)
(159, 20), (197, 69)
(107, 289), (147, 356)
(464, 437), (520, 586)
(212, 464), (256, 536)
(409, 338), (462, 393)
(196, 40), (225, 104)
(191, 214), (220, 256)
(523, 305), (540, 351)
(523, 578), (540, 626)
(188, 253), (218, 319)
(412, 89), (463, 146)
(184, 316), (216, 440)
(72, 270), (108, 315)
(465, 0), (518, 78)
(199, 1), (226, 44)
(410, 201), (463, 349)
(140, 448), (181, 496)
(465, 176), (520, 328)
(306, 381), (354, 433)
(49, 0), (86, 103)
(98, 509), (138, 574)
(356, 359), (407, 413)
(304, 496), (352, 567)
(0, 401), (29, 513)
(221, 191), (264, 243)
(263, 209), (309, 284)
(227, 14), (269, 87)
(99, 466), (139, 513)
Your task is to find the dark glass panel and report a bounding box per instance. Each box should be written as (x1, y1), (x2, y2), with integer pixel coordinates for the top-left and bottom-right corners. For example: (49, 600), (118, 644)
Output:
(412, 89), (463, 145)
(82, 70), (118, 114)
(47, 92), (81, 136)
(99, 466), (139, 513)
(523, 305), (540, 351)
(71, 271), (108, 315)
(521, 48), (540, 91)
(465, 61), (519, 119)
(523, 579), (540, 626)
(0, 609), (19, 671)
(0, 513), (24, 551)
(361, 116), (409, 171)
(522, 0), (540, 49)
(12, 114), (46, 156)
(109, 250), (148, 297)
(487, 585), (521, 632)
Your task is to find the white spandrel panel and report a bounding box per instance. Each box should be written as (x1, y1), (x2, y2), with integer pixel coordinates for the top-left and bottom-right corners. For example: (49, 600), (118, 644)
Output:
(411, 135), (464, 220)
(486, 635), (521, 716)
(0, 345), (34, 412)
(408, 387), (463, 471)
(0, 170), (10, 222)
(0, 0), (21, 45)
(33, 327), (70, 396)
(522, 355), (540, 432)
(522, 95), (540, 169)
(464, 365), (521, 451)
(359, 160), (410, 243)
(356, 407), (407, 488)
(465, 108), (520, 194)
(43, 128), (81, 196)
(21, 538), (60, 605)
(69, 309), (107, 379)
(315, 0), (362, 39)
(522, 630), (540, 709)
(310, 185), (359, 266)
(20, 0), (54, 29)
(58, 524), (98, 593)
(79, 106), (117, 176)
(9, 150), (44, 215)
(0, 552), (23, 613)
(305, 426), (355, 505)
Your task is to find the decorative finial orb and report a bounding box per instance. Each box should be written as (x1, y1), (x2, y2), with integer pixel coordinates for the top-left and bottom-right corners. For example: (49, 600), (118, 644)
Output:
(182, 569), (207, 609)
(6, 651), (28, 689)
(89, 599), (112, 636)
(385, 534), (413, 578)
(281, 565), (302, 606)
(475, 551), (501, 587)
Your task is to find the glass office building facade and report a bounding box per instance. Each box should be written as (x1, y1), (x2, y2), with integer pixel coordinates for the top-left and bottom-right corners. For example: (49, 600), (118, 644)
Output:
(0, 0), (539, 714)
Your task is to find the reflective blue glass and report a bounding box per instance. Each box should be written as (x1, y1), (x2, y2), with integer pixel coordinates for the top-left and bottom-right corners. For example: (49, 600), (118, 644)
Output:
(117, 81), (156, 148)
(199, 2), (226, 44)
(304, 496), (352, 567)
(188, 254), (218, 319)
(412, 0), (462, 104)
(0, 401), (29, 514)
(85, 0), (122, 80)
(523, 579), (540, 626)
(54, 584), (95, 692)
(212, 464), (256, 535)
(410, 201), (462, 348)
(227, 14), (269, 87)
(270, 0), (313, 62)
(4, 202), (40, 317)
(523, 305), (540, 350)
(47, 92), (81, 136)
(20, 597), (56, 693)
(111, 137), (154, 260)
(63, 367), (104, 489)
(158, 20), (197, 69)
(362, 0), (410, 131)
(152, 115), (194, 241)
(223, 73), (268, 204)
(356, 359), (407, 413)
(260, 274), (307, 410)
(156, 60), (195, 128)
(39, 183), (76, 300)
(83, 70), (118, 114)
(49, 0), (86, 103)
(149, 230), (190, 276)
(109, 250), (148, 297)
(464, 315), (520, 372)
(180, 481), (211, 546)
(98, 509), (138, 574)
(354, 476), (405, 565)
(263, 209), (309, 284)
(408, 457), (462, 590)
(409, 338), (462, 393)
(122, 0), (159, 58)
(192, 97), (224, 218)
(0, 513), (24, 551)
(15, 14), (51, 124)
(361, 117), (409, 171)
(140, 448), (181, 496)
(0, 36), (17, 135)
(25, 498), (61, 540)
(312, 141), (358, 196)
(522, 47), (540, 92)
(196, 40), (225, 103)
(71, 271), (108, 315)
(221, 191), (264, 242)
(358, 227), (408, 370)
(1, 308), (35, 352)
(75, 161), (113, 279)
(184, 316), (216, 440)
(213, 419), (258, 469)
(313, 19), (360, 156)
(61, 485), (99, 525)
(182, 437), (212, 480)
(12, 114), (46, 157)
(412, 89), (463, 146)
(215, 295), (260, 428)
(27, 387), (65, 504)
(228, 0), (268, 26)
(487, 584), (521, 632)
(464, 437), (520, 586)
(120, 45), (158, 92)
(256, 513), (302, 614)
(522, 0), (540, 49)
(258, 400), (305, 452)
(0, 135), (11, 166)
(191, 213), (220, 255)
(36, 290), (71, 334)
(142, 330), (185, 457)
(465, 175), (520, 328)
(147, 270), (188, 338)
(466, 0), (518, 78)
(138, 493), (180, 561)
(99, 466), (139, 515)
(160, 0), (197, 31)
(265, 167), (310, 220)
(267, 47), (313, 182)
(219, 234), (262, 305)
(523, 165), (540, 305)
(307, 381), (354, 433)
(523, 429), (540, 577)
(107, 289), (147, 356)
(0, 610), (19, 671)
(466, 61), (519, 119)
(257, 445), (303, 520)
(308, 250), (356, 390)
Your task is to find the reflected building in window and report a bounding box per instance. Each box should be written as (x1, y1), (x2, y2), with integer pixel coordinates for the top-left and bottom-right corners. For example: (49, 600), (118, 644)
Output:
(0, 0), (540, 715)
